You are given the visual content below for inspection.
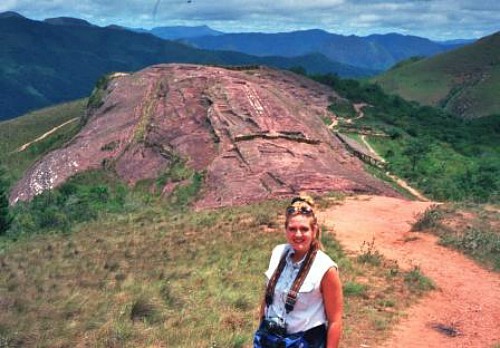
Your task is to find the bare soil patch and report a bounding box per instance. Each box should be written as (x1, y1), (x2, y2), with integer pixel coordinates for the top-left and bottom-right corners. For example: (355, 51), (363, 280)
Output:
(318, 195), (500, 348)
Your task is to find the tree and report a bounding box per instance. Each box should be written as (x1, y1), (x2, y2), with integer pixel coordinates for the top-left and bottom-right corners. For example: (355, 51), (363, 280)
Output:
(403, 138), (429, 172)
(0, 166), (12, 235)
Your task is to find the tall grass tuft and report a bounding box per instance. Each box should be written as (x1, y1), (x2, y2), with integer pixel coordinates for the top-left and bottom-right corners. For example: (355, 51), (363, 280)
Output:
(404, 266), (435, 292)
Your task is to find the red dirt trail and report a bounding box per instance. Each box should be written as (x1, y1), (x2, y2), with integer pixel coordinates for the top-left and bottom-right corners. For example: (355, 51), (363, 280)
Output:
(317, 195), (500, 348)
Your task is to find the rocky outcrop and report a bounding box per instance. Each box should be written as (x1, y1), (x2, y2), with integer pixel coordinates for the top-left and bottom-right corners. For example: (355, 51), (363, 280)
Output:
(10, 64), (400, 208)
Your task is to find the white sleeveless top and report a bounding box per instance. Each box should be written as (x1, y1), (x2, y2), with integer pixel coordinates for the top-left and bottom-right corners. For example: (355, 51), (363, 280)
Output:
(264, 244), (337, 333)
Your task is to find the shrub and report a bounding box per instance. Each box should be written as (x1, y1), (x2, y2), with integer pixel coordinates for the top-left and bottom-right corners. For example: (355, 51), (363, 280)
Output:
(6, 170), (131, 237)
(411, 205), (443, 232)
(441, 228), (500, 271)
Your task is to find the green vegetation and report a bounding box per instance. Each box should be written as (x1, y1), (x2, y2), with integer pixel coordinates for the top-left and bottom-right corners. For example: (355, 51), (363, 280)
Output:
(1, 46), (498, 346)
(154, 156), (205, 209)
(388, 56), (425, 71)
(0, 99), (86, 185)
(357, 238), (383, 266)
(343, 281), (368, 297)
(0, 166), (12, 235)
(7, 170), (130, 238)
(403, 267), (435, 292)
(0, 195), (434, 347)
(86, 74), (114, 118)
(412, 203), (500, 271)
(328, 98), (356, 118)
(373, 32), (500, 118)
(312, 73), (500, 203)
(411, 204), (443, 231)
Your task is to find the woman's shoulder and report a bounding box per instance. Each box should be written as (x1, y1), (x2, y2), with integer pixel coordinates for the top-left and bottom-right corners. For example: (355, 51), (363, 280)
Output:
(315, 249), (338, 271)
(269, 244), (289, 263)
(271, 243), (289, 256)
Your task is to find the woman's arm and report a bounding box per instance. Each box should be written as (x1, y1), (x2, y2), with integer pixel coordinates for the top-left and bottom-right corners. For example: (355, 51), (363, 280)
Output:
(321, 267), (343, 348)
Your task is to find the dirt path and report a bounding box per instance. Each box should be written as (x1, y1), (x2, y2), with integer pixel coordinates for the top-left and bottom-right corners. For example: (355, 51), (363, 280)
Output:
(13, 117), (78, 153)
(329, 103), (430, 202)
(352, 103), (368, 121)
(383, 170), (430, 202)
(317, 195), (500, 348)
(358, 134), (430, 202)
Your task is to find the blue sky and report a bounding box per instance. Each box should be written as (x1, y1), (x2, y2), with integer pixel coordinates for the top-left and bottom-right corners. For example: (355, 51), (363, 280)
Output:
(2, 0), (499, 40)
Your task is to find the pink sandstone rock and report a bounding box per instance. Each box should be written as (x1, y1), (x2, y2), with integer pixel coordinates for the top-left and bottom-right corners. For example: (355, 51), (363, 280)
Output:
(10, 64), (401, 208)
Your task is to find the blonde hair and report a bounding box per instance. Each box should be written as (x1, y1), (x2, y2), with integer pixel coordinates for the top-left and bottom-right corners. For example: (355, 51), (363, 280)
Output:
(285, 194), (324, 251)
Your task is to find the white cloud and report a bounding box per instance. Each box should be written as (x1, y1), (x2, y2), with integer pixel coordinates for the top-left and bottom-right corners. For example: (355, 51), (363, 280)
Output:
(2, 0), (499, 40)
(0, 0), (18, 12)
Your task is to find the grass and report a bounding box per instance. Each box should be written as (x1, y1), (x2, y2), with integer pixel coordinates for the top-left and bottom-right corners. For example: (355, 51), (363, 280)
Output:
(356, 238), (383, 266)
(403, 267), (435, 292)
(0, 99), (86, 185)
(373, 33), (500, 118)
(0, 197), (434, 347)
(412, 203), (500, 271)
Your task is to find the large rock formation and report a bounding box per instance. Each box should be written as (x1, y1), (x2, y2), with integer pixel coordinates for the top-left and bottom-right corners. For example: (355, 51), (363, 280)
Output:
(10, 64), (400, 208)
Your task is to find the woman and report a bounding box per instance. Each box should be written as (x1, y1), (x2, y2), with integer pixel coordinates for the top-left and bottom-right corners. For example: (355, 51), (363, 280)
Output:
(255, 195), (343, 348)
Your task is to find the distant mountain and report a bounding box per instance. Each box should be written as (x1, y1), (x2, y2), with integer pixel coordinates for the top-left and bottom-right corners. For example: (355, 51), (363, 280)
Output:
(0, 11), (24, 19)
(373, 31), (500, 118)
(0, 15), (371, 120)
(44, 17), (94, 27)
(181, 30), (466, 70)
(438, 38), (477, 46)
(142, 25), (224, 40)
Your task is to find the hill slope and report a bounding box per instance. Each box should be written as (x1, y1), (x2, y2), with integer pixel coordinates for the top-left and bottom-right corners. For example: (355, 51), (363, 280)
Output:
(0, 15), (370, 120)
(373, 31), (500, 118)
(9, 64), (400, 207)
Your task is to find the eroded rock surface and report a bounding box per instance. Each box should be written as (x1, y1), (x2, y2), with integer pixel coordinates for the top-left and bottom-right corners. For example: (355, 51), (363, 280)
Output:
(10, 64), (400, 208)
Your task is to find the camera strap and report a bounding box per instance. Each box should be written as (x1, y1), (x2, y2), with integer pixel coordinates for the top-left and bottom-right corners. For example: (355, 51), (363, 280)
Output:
(265, 244), (318, 313)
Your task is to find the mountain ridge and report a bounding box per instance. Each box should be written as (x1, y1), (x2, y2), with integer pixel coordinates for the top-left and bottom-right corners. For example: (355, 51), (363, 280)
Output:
(0, 14), (373, 121)
(180, 29), (467, 70)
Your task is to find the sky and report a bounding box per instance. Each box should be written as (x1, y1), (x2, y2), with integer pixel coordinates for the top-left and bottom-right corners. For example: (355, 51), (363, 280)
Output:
(2, 0), (499, 41)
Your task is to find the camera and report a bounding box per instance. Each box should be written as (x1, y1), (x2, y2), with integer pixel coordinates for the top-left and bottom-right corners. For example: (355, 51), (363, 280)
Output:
(263, 318), (287, 337)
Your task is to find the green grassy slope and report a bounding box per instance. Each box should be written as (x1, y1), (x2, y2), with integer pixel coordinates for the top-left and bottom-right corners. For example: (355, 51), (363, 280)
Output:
(0, 99), (86, 185)
(373, 31), (500, 118)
